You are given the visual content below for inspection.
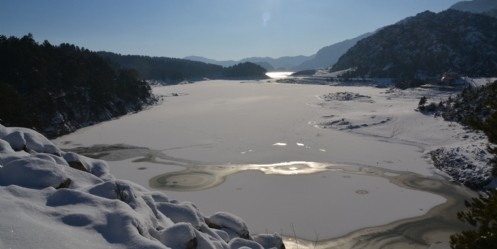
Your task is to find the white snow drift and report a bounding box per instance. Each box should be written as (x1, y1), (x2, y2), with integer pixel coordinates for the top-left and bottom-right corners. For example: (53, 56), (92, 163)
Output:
(0, 124), (283, 249)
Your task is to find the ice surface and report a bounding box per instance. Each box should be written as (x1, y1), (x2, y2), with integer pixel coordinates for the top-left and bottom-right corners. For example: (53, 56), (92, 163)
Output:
(51, 80), (486, 244)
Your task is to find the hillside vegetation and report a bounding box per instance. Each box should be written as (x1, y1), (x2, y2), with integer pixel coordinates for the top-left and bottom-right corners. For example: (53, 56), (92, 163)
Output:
(99, 52), (268, 83)
(440, 82), (497, 145)
(423, 80), (497, 248)
(442, 81), (497, 180)
(0, 34), (156, 137)
(332, 10), (497, 80)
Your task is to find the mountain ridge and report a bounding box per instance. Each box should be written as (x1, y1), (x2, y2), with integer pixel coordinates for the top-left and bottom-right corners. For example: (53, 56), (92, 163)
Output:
(184, 55), (312, 71)
(185, 33), (372, 72)
(331, 9), (497, 79)
(294, 33), (372, 71)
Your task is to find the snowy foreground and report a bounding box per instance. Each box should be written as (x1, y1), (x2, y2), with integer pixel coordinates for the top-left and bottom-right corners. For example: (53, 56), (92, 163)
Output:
(49, 80), (491, 248)
(0, 125), (284, 249)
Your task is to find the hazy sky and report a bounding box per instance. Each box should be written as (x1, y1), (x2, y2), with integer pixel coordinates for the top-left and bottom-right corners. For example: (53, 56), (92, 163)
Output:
(1, 0), (462, 60)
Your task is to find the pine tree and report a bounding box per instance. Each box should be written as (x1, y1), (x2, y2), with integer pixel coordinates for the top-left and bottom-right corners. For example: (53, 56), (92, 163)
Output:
(450, 191), (497, 249)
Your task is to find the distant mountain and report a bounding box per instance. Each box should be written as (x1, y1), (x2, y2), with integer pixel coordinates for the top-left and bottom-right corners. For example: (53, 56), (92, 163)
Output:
(100, 52), (225, 83)
(331, 10), (497, 79)
(100, 52), (268, 83)
(240, 56), (310, 71)
(450, 0), (497, 17)
(223, 62), (269, 79)
(294, 33), (372, 71)
(184, 55), (311, 71)
(186, 34), (374, 72)
(251, 61), (275, 71)
(183, 56), (237, 67)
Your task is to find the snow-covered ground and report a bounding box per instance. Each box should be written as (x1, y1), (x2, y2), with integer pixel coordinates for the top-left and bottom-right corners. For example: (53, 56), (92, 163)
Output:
(0, 125), (284, 249)
(48, 80), (486, 248)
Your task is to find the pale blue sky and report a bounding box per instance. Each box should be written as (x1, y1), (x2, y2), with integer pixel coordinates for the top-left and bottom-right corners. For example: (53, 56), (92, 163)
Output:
(0, 0), (461, 60)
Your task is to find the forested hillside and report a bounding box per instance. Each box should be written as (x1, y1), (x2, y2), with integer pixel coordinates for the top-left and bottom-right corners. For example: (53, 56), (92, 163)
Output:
(0, 34), (157, 137)
(332, 10), (497, 80)
(99, 52), (268, 83)
(440, 82), (497, 141)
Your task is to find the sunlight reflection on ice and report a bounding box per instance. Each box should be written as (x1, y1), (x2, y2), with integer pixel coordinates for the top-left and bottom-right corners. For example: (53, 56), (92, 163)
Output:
(149, 161), (337, 191)
(265, 71), (293, 79)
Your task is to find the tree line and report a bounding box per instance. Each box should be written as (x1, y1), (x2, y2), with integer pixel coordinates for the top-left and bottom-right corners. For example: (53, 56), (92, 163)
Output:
(98, 52), (268, 84)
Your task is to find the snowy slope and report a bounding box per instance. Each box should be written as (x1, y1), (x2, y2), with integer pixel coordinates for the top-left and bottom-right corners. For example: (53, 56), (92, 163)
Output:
(0, 124), (283, 249)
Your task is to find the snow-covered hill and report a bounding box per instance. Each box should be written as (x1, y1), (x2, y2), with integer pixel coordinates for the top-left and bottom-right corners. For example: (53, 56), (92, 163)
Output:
(0, 124), (284, 249)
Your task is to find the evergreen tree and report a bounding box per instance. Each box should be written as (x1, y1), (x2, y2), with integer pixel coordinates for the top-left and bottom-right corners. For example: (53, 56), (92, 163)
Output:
(0, 34), (155, 137)
(450, 191), (497, 249)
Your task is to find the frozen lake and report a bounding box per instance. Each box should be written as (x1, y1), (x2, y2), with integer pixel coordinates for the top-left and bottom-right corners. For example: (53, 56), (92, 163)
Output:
(53, 80), (474, 248)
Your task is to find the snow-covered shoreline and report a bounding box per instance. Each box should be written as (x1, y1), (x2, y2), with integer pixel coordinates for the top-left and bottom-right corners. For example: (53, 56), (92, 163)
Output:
(0, 124), (284, 249)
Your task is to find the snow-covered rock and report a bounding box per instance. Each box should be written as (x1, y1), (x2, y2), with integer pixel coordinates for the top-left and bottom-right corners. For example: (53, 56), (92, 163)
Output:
(228, 238), (264, 249)
(208, 212), (250, 240)
(159, 222), (198, 248)
(430, 139), (494, 189)
(1, 126), (62, 155)
(156, 201), (205, 229)
(0, 124), (283, 249)
(321, 91), (373, 102)
(253, 234), (285, 249)
(0, 157), (68, 189)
